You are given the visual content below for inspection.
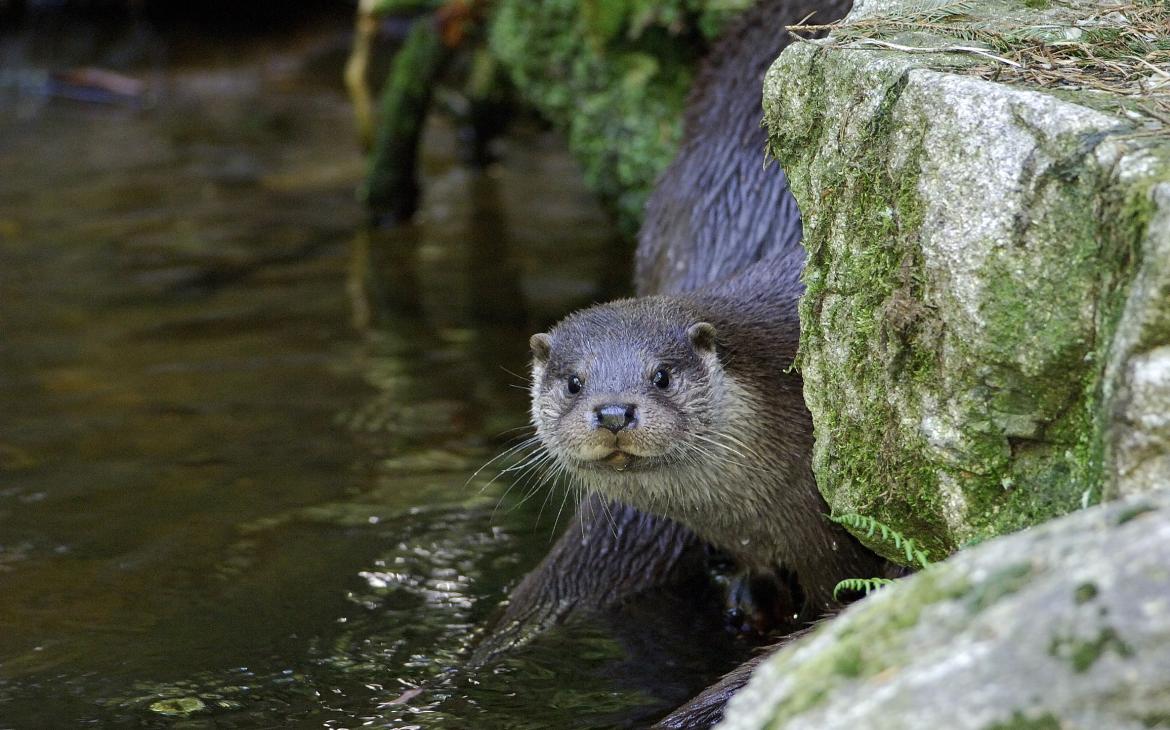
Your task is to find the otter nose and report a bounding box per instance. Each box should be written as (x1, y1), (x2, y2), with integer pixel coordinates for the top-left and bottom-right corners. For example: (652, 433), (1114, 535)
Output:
(595, 403), (637, 433)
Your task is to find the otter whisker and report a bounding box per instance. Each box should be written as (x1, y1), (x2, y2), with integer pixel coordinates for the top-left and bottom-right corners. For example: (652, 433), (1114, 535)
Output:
(468, 435), (542, 490)
(691, 433), (749, 462)
(595, 496), (620, 540)
(683, 438), (732, 462)
(479, 446), (544, 497)
(710, 430), (769, 464)
(490, 449), (554, 519)
(515, 458), (559, 507)
(535, 460), (574, 526)
(504, 450), (557, 502)
(496, 437), (544, 468)
(503, 458), (556, 521)
(577, 490), (598, 541)
(535, 471), (560, 525)
(690, 433), (771, 474)
(677, 439), (738, 470)
(503, 447), (553, 481)
(510, 457), (562, 511)
(491, 463), (537, 520)
(498, 365), (532, 384)
(551, 473), (574, 536)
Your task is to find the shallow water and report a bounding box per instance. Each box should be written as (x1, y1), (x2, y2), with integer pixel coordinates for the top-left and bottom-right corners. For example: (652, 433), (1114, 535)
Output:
(0, 17), (742, 729)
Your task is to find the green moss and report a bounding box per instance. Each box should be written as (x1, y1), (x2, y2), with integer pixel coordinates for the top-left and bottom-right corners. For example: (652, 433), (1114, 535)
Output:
(963, 563), (1033, 613)
(1049, 626), (1134, 673)
(369, 0), (441, 12)
(831, 643), (865, 677)
(1116, 502), (1157, 525)
(983, 711), (1061, 730)
(1074, 582), (1099, 604)
(488, 0), (749, 234)
(1093, 150), (1168, 502)
(1140, 712), (1170, 728)
(917, 124), (1136, 545)
(763, 33), (1169, 560)
(759, 566), (972, 718)
(364, 17), (449, 217)
(767, 51), (952, 563)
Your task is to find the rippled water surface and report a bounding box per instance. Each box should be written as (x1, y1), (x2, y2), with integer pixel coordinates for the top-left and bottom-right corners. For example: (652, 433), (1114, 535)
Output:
(0, 17), (745, 729)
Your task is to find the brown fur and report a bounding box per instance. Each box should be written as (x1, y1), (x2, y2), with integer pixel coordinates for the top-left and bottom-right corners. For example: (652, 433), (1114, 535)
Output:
(636, 0), (852, 296)
(531, 251), (882, 611)
(478, 0), (861, 726)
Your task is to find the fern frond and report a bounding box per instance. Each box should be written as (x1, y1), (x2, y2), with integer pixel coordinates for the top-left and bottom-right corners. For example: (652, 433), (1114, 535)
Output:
(833, 577), (896, 600)
(830, 513), (931, 569)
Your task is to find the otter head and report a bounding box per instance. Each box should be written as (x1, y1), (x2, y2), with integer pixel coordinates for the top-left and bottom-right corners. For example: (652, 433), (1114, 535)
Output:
(528, 298), (725, 490)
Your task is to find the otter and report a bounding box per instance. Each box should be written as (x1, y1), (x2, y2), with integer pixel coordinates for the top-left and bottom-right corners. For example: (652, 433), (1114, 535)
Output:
(527, 249), (883, 612)
(469, 0), (860, 725)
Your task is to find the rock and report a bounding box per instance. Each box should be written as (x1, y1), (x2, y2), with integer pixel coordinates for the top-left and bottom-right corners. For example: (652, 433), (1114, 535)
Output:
(718, 488), (1170, 730)
(149, 697), (207, 716)
(761, 0), (1170, 560)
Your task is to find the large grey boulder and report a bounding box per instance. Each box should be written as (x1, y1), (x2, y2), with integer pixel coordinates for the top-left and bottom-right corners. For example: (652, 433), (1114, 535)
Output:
(762, 0), (1170, 560)
(718, 488), (1170, 730)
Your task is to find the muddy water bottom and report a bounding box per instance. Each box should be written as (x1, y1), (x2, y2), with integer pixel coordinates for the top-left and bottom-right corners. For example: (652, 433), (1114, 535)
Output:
(0, 25), (743, 729)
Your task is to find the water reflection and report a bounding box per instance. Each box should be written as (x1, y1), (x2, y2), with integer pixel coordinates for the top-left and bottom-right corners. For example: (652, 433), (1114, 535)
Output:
(0, 15), (735, 729)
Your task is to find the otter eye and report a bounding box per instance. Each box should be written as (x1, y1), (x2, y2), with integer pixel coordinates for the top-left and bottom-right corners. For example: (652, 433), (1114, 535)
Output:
(567, 375), (582, 395)
(652, 368), (670, 390)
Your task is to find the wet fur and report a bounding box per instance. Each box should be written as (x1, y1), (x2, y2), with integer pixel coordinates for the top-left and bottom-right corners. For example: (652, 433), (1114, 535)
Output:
(636, 0), (852, 296)
(531, 250), (882, 610)
(477, 0), (859, 726)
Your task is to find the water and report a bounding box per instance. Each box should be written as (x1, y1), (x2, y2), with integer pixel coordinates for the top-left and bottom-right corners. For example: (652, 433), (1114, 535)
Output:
(0, 17), (744, 729)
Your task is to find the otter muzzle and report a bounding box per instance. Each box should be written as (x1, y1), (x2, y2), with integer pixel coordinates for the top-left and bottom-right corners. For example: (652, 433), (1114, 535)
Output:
(595, 403), (638, 433)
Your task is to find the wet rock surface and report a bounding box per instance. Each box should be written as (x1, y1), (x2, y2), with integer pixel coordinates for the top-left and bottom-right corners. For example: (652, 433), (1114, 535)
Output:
(720, 488), (1170, 730)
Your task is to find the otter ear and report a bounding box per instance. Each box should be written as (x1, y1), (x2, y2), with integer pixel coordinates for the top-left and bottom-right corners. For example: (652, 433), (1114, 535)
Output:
(529, 333), (552, 363)
(687, 322), (717, 354)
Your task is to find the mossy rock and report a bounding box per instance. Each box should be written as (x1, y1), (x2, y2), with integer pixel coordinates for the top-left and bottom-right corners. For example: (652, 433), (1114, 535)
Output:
(719, 489), (1170, 729)
(761, 0), (1170, 562)
(488, 0), (752, 234)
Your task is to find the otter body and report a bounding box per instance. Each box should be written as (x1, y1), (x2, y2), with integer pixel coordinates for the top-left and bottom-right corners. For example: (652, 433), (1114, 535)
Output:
(475, 0), (861, 724)
(637, 0), (851, 296)
(529, 250), (882, 611)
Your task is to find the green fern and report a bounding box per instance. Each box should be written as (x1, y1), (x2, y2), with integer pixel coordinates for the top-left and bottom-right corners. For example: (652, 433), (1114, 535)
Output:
(829, 513), (932, 569)
(833, 577), (896, 600)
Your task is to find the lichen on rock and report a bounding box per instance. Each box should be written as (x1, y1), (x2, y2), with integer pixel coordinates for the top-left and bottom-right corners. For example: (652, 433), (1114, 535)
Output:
(718, 489), (1170, 730)
(762, 0), (1170, 562)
